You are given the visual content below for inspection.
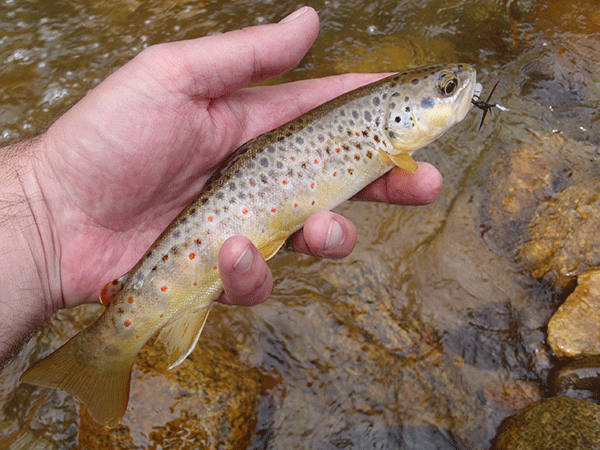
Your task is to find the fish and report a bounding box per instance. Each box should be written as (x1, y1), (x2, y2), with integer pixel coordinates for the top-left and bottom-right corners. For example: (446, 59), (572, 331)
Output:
(21, 64), (480, 427)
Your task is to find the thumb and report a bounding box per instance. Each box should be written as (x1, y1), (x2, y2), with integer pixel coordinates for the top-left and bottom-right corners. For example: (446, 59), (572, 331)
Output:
(144, 7), (320, 99)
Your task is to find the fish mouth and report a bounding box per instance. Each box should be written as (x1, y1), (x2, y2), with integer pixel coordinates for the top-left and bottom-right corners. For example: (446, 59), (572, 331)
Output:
(472, 82), (483, 103)
(450, 75), (480, 123)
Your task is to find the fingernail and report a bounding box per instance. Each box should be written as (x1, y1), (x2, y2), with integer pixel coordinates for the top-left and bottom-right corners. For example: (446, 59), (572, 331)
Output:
(233, 245), (253, 273)
(279, 6), (308, 23)
(324, 219), (343, 251)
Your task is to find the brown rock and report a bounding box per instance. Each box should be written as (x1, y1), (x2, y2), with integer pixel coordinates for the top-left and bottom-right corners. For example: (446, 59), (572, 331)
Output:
(548, 266), (600, 359)
(494, 396), (600, 450)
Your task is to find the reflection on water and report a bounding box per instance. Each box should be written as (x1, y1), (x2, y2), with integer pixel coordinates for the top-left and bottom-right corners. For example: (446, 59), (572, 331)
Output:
(2, 0), (600, 448)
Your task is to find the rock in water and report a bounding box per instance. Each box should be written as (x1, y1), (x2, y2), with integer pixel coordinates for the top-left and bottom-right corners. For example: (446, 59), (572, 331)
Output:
(493, 396), (600, 450)
(548, 266), (600, 359)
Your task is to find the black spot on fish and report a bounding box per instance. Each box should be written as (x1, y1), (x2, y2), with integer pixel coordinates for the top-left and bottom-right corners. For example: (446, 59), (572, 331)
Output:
(307, 126), (314, 133)
(246, 161), (255, 169)
(318, 134), (324, 142)
(340, 109), (346, 116)
(366, 150), (373, 159)
(260, 174), (268, 183)
(267, 145), (275, 153)
(421, 97), (435, 109)
(382, 93), (388, 100)
(276, 161), (283, 169)
(391, 92), (400, 97)
(390, 102), (396, 109)
(373, 97), (381, 107)
(338, 125), (344, 134)
(352, 110), (359, 119)
(296, 137), (304, 145)
(374, 135), (380, 143)
(405, 96), (409, 102)
(395, 116), (401, 123)
(190, 208), (197, 216)
(362, 130), (369, 137)
(173, 230), (181, 238)
(216, 192), (224, 200)
(136, 273), (144, 281)
(405, 106), (411, 112)
(364, 111), (372, 122)
(195, 238), (202, 245)
(223, 206), (228, 212)
(229, 182), (236, 191)
(389, 131), (396, 139)
(260, 157), (269, 167)
(238, 192), (246, 199)
(411, 79), (419, 85)
(230, 197), (236, 204)
(235, 171), (243, 178)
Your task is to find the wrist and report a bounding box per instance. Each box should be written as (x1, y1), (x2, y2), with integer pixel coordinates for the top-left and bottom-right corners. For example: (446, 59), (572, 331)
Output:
(0, 136), (61, 365)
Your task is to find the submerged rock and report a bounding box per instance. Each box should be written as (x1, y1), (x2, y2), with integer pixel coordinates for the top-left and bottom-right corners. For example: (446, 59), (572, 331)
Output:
(77, 339), (263, 449)
(480, 135), (600, 292)
(551, 356), (600, 401)
(493, 396), (600, 450)
(548, 266), (600, 358)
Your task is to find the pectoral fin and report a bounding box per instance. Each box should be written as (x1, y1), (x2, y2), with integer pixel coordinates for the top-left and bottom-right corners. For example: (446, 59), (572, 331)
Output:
(378, 149), (419, 173)
(156, 304), (213, 369)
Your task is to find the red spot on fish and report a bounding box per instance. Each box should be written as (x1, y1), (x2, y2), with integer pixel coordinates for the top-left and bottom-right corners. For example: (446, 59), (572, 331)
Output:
(282, 179), (289, 185)
(262, 229), (265, 233)
(310, 182), (315, 189)
(333, 171), (338, 177)
(124, 320), (131, 327)
(136, 335), (139, 339)
(128, 296), (134, 304)
(294, 203), (299, 208)
(193, 281), (198, 286)
(189, 252), (196, 260)
(355, 132), (360, 137)
(291, 156), (296, 161)
(336, 148), (341, 153)
(271, 207), (277, 213)
(160, 314), (164, 318)
(208, 216), (214, 222)
(242, 207), (249, 215)
(213, 265), (218, 270)
(161, 285), (168, 292)
(162, 254), (169, 262)
(314, 159), (319, 164)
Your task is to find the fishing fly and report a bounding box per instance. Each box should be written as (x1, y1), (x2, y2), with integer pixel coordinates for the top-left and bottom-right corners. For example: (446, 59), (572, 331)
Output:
(471, 80), (509, 130)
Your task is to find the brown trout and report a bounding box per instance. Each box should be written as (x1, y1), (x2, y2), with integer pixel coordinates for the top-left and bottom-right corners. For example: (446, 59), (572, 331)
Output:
(21, 64), (480, 427)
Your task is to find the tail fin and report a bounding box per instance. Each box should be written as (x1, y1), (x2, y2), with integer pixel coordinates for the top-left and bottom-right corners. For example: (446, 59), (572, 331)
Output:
(20, 334), (134, 427)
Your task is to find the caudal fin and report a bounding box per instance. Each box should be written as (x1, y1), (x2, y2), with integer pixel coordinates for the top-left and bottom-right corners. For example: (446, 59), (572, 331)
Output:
(20, 334), (134, 427)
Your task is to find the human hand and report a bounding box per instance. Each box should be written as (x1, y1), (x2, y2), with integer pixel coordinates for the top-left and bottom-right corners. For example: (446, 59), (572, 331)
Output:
(31, 7), (442, 312)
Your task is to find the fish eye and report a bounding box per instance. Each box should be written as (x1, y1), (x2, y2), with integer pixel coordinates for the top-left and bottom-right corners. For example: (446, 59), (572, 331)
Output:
(440, 75), (459, 95)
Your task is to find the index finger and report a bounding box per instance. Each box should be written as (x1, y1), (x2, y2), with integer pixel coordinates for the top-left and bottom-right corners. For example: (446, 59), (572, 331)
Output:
(351, 162), (443, 205)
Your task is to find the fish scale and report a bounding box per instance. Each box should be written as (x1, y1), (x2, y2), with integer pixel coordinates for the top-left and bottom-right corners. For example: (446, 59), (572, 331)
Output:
(21, 63), (479, 427)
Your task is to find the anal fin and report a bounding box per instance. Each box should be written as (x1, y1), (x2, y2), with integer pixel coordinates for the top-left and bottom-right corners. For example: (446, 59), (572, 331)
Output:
(156, 304), (213, 369)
